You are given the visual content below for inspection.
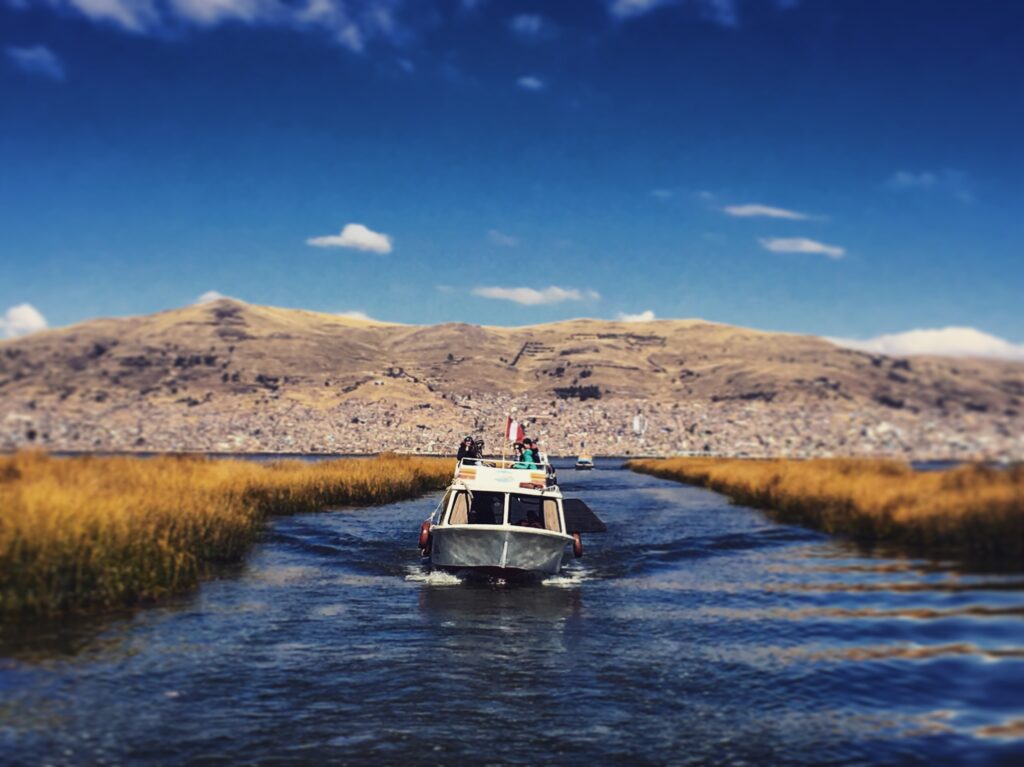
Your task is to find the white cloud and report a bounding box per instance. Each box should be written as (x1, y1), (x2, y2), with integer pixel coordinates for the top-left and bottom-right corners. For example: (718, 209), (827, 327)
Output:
(617, 310), (656, 322)
(1, 303), (48, 338)
(724, 203), (809, 220)
(336, 310), (374, 321)
(885, 169), (972, 203)
(167, 0), (276, 26)
(759, 237), (845, 259)
(702, 0), (737, 26)
(5, 44), (65, 80)
(516, 75), (545, 91)
(20, 0), (409, 52)
(828, 327), (1024, 361)
(886, 171), (937, 190)
(62, 0), (160, 32)
(608, 0), (737, 26)
(651, 189), (674, 200)
(487, 229), (518, 247)
(608, 0), (673, 19)
(508, 13), (556, 43)
(194, 290), (245, 304)
(472, 286), (600, 306)
(307, 223), (393, 254)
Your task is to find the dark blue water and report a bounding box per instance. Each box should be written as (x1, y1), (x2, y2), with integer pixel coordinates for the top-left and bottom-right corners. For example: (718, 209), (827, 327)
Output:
(2, 461), (1023, 766)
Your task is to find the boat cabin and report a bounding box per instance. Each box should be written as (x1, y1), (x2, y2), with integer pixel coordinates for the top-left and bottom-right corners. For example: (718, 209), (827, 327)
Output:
(432, 457), (564, 533)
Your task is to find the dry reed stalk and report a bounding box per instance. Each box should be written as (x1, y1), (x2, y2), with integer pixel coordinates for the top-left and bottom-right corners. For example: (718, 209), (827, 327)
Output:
(627, 457), (1024, 558)
(0, 451), (451, 616)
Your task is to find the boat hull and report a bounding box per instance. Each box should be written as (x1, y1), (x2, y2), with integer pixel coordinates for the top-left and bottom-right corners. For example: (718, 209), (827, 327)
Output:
(430, 527), (571, 575)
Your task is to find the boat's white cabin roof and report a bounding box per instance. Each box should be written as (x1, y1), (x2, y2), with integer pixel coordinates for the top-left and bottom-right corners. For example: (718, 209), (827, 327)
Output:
(453, 457), (558, 496)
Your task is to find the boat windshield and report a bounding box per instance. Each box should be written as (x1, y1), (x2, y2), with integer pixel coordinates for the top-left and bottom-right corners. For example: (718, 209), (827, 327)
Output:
(447, 490), (504, 525)
(446, 490), (560, 530)
(509, 494), (561, 532)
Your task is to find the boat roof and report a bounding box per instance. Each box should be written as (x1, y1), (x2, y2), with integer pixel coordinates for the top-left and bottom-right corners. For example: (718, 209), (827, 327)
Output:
(453, 458), (557, 495)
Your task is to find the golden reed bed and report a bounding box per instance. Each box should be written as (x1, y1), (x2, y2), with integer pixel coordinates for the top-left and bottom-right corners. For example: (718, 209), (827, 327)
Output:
(627, 457), (1024, 559)
(0, 452), (451, 616)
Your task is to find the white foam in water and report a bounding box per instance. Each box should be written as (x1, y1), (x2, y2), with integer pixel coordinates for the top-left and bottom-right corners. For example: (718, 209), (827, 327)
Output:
(404, 567), (464, 586)
(543, 568), (590, 587)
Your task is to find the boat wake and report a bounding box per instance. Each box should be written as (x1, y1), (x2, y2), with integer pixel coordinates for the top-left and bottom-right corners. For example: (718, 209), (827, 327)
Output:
(403, 567), (464, 586)
(542, 567), (591, 587)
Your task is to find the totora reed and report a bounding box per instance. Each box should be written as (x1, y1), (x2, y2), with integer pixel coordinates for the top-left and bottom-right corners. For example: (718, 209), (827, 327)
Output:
(0, 451), (452, 616)
(627, 457), (1024, 560)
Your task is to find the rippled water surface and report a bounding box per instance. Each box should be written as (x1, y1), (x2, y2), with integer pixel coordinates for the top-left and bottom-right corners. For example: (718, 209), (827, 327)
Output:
(3, 461), (1024, 765)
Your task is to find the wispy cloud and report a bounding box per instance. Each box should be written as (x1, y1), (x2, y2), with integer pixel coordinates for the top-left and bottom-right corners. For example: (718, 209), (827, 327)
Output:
(701, 0), (737, 26)
(472, 286), (600, 306)
(608, 0), (738, 26)
(15, 0), (411, 52)
(651, 188), (674, 200)
(336, 309), (375, 322)
(196, 290), (225, 304)
(516, 75), (545, 91)
(26, 0), (161, 33)
(307, 223), (393, 254)
(617, 310), (656, 322)
(508, 13), (557, 43)
(608, 0), (674, 19)
(759, 237), (845, 259)
(886, 171), (938, 190)
(828, 327), (1024, 361)
(885, 169), (973, 203)
(487, 229), (518, 247)
(194, 290), (245, 304)
(5, 44), (65, 80)
(724, 203), (810, 220)
(1, 303), (48, 338)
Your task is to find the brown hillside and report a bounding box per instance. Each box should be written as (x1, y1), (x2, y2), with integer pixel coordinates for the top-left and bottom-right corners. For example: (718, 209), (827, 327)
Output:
(1, 300), (1021, 457)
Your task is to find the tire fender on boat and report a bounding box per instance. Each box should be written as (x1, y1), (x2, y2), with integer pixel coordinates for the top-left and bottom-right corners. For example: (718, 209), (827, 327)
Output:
(572, 532), (583, 558)
(418, 520), (432, 551)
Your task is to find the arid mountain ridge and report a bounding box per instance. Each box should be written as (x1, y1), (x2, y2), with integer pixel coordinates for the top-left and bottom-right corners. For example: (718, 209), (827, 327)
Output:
(1, 300), (1021, 458)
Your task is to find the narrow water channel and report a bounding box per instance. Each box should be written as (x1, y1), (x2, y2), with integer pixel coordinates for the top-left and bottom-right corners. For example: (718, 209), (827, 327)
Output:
(2, 460), (1023, 765)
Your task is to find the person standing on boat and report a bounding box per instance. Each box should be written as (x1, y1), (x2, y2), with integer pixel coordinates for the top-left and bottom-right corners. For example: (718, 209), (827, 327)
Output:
(456, 436), (476, 462)
(519, 438), (541, 469)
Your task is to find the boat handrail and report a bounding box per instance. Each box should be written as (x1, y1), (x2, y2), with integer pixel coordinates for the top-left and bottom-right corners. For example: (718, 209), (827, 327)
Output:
(456, 457), (547, 471)
(453, 458), (559, 491)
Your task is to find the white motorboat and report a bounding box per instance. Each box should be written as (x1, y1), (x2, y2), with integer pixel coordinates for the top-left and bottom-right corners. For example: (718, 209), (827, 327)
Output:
(574, 455), (594, 470)
(418, 457), (606, 576)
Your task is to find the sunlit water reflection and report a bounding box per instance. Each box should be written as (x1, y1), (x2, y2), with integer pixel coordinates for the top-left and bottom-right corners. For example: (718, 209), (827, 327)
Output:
(2, 460), (1023, 765)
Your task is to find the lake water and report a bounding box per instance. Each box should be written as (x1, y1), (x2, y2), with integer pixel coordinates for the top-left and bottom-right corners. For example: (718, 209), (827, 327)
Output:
(2, 460), (1023, 765)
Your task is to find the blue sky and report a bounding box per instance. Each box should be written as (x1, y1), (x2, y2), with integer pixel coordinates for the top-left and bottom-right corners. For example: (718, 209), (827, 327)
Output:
(2, 0), (1023, 354)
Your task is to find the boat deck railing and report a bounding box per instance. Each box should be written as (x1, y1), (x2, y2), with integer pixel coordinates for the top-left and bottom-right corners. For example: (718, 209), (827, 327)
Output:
(456, 457), (546, 471)
(454, 457), (557, 489)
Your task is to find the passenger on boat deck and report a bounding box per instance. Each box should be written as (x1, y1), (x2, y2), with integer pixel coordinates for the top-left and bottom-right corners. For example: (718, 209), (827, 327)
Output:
(456, 436), (477, 462)
(512, 442), (524, 463)
(516, 438), (541, 469)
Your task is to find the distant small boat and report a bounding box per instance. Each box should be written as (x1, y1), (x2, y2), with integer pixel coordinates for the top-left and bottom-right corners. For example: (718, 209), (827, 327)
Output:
(574, 455), (595, 470)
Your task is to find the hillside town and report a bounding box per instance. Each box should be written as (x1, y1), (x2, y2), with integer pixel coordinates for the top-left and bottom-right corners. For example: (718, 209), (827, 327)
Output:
(3, 389), (1020, 461)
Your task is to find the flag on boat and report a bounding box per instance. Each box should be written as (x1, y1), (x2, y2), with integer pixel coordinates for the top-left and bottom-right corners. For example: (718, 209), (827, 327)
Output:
(505, 416), (525, 443)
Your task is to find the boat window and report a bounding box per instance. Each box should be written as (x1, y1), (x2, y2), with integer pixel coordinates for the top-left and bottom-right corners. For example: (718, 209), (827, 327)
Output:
(467, 491), (505, 525)
(448, 491), (470, 525)
(509, 494), (559, 531)
(542, 499), (560, 532)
